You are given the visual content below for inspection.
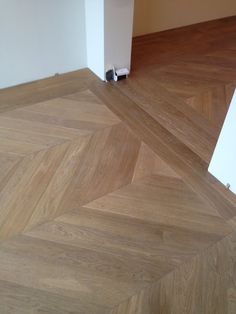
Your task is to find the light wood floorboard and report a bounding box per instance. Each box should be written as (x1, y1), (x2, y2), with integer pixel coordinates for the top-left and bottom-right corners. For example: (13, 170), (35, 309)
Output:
(1, 16), (236, 314)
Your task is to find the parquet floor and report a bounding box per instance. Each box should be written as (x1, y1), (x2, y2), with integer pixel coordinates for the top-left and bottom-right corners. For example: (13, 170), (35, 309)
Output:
(1, 16), (236, 314)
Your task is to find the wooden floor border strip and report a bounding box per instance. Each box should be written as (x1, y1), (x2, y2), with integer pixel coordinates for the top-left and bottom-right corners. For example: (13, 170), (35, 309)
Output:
(90, 80), (236, 220)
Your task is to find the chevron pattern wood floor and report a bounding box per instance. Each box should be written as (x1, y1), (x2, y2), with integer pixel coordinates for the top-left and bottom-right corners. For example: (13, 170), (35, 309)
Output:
(1, 16), (236, 314)
(0, 90), (144, 240)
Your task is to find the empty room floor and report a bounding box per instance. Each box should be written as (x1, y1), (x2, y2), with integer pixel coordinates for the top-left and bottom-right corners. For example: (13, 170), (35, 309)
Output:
(1, 16), (236, 314)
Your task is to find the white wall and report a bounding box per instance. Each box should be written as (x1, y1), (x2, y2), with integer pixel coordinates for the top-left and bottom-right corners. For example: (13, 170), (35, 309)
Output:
(85, 0), (134, 80)
(0, 0), (87, 89)
(134, 0), (236, 36)
(85, 0), (105, 80)
(104, 0), (134, 73)
(209, 90), (236, 195)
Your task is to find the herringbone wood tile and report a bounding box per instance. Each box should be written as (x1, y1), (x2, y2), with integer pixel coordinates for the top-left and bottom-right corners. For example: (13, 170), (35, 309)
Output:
(0, 89), (142, 240)
(0, 171), (232, 313)
(1, 16), (236, 314)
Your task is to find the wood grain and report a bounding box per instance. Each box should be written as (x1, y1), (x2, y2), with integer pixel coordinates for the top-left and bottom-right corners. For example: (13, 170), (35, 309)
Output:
(110, 229), (236, 314)
(0, 89), (142, 240)
(90, 81), (236, 219)
(1, 16), (236, 314)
